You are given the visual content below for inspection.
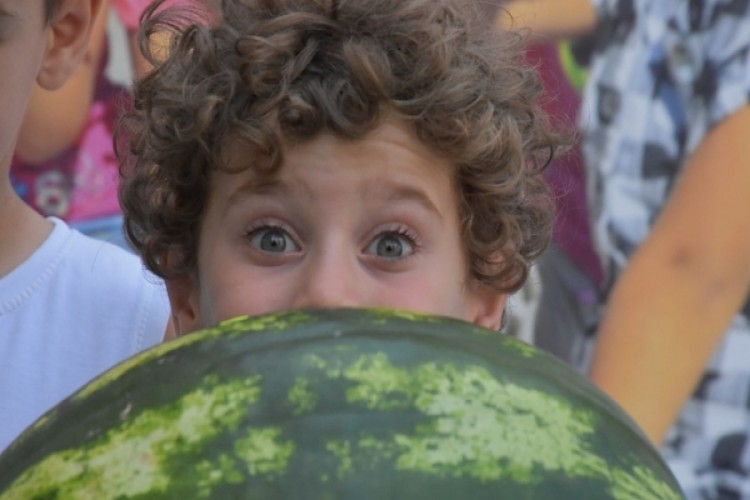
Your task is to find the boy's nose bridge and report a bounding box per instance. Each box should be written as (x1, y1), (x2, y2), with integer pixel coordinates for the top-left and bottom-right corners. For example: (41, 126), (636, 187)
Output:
(295, 246), (361, 308)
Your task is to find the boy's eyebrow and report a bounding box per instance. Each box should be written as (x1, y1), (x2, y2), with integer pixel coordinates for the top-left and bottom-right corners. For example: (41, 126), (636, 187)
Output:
(226, 178), (284, 206)
(364, 180), (444, 218)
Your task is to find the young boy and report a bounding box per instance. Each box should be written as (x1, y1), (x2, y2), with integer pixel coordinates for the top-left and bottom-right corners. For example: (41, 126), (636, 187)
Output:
(118, 0), (565, 337)
(0, 0), (171, 451)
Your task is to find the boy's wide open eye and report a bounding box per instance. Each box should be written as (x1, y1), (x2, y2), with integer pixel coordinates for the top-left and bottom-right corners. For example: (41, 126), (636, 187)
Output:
(365, 231), (415, 259)
(248, 226), (300, 253)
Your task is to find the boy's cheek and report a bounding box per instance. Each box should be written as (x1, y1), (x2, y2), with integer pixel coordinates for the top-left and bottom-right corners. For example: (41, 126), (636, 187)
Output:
(196, 283), (287, 328)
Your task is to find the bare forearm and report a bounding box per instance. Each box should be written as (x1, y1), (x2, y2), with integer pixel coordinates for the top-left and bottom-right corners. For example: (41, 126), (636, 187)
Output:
(496, 0), (597, 39)
(129, 29), (152, 79)
(589, 106), (750, 445)
(590, 245), (748, 444)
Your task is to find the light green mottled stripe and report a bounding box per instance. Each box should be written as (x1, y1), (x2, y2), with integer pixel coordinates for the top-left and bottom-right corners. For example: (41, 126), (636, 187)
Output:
(289, 377), (318, 415)
(317, 352), (680, 498)
(234, 428), (295, 477)
(1, 374), (261, 500)
(611, 465), (683, 500)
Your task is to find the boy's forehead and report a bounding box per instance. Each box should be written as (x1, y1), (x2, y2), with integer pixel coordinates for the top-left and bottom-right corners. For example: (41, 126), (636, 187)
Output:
(220, 118), (435, 170)
(215, 120), (456, 207)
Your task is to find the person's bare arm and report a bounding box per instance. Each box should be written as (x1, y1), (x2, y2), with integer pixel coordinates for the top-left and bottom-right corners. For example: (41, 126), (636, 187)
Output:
(127, 25), (151, 78)
(495, 0), (597, 40)
(13, 0), (111, 165)
(589, 105), (750, 444)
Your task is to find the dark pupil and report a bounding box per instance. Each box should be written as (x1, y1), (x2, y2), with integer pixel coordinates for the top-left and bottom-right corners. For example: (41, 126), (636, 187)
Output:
(377, 236), (402, 257)
(261, 230), (287, 252)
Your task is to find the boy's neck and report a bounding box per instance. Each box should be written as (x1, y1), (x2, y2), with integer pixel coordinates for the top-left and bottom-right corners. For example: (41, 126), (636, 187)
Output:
(0, 181), (54, 278)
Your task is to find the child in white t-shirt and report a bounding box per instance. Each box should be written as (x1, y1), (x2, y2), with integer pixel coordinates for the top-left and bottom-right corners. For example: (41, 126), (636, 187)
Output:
(0, 0), (172, 451)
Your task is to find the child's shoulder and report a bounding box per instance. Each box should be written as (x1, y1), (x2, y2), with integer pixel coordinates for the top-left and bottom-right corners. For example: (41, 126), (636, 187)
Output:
(0, 219), (168, 352)
(65, 222), (163, 291)
(24, 218), (165, 301)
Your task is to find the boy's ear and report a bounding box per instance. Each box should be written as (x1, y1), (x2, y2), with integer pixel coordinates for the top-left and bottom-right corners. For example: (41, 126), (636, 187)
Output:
(165, 273), (202, 336)
(162, 249), (203, 335)
(468, 281), (507, 331)
(37, 0), (105, 90)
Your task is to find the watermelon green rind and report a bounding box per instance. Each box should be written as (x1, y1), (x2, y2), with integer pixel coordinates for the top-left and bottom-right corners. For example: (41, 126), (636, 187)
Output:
(0, 308), (683, 499)
(0, 373), (264, 498)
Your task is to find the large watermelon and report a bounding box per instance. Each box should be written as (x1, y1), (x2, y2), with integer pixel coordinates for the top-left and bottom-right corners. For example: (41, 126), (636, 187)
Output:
(0, 308), (683, 499)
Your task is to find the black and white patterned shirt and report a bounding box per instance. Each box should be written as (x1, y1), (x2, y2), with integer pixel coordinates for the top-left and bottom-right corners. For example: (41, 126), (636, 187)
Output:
(580, 0), (750, 498)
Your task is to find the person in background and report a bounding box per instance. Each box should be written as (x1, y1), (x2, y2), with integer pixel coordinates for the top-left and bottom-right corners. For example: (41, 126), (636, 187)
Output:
(10, 0), (157, 249)
(499, 1), (750, 497)
(0, 0), (172, 452)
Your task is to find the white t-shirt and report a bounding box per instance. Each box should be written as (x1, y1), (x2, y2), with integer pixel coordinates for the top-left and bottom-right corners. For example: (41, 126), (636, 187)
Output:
(0, 218), (170, 451)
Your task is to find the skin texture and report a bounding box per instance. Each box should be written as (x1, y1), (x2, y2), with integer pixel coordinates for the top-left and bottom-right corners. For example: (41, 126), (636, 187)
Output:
(167, 119), (507, 335)
(496, 0), (596, 40)
(12, 0), (111, 164)
(500, 0), (750, 445)
(0, 0), (103, 278)
(0, 1), (56, 177)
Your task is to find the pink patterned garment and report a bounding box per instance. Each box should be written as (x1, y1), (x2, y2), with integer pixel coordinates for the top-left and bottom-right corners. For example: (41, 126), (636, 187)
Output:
(10, 79), (126, 223)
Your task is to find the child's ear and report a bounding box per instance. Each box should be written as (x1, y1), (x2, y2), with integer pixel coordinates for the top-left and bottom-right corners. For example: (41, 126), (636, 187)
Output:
(467, 281), (507, 331)
(37, 0), (105, 90)
(162, 249), (203, 335)
(165, 273), (202, 336)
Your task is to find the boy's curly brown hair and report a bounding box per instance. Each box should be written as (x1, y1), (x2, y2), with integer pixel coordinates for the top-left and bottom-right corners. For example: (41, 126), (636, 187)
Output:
(117, 0), (568, 294)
